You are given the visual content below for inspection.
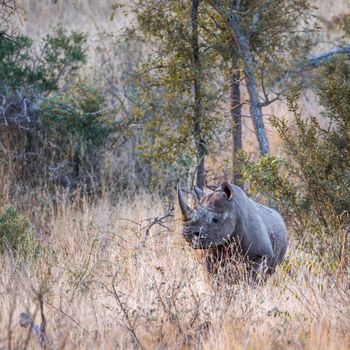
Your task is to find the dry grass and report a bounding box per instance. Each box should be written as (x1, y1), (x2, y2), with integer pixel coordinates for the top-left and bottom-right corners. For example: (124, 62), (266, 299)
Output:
(0, 190), (349, 350)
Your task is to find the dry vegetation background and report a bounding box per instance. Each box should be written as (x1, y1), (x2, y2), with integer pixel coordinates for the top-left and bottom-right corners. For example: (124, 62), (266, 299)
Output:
(1, 191), (350, 349)
(1, 1), (350, 349)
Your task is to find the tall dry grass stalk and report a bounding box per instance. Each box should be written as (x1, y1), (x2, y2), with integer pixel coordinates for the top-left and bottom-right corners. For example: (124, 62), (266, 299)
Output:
(0, 186), (349, 349)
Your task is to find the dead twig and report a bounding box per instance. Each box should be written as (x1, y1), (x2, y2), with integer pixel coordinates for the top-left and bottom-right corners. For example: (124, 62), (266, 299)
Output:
(138, 206), (174, 247)
(117, 217), (141, 226)
(45, 300), (88, 334)
(111, 271), (144, 350)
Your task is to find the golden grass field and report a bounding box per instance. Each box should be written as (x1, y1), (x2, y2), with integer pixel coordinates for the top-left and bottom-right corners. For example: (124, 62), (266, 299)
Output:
(1, 189), (349, 349)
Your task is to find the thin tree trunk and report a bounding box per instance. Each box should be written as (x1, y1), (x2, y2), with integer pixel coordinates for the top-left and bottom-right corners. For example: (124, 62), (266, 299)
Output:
(229, 16), (270, 155)
(191, 0), (206, 188)
(208, 0), (270, 155)
(230, 68), (242, 185)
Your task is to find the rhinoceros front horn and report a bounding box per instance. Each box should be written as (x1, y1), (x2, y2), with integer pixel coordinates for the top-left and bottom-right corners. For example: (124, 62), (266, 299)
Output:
(177, 184), (193, 221)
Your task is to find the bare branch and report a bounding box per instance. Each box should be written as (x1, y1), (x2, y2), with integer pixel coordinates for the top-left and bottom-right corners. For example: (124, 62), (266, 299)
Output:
(84, 102), (119, 116)
(139, 206), (174, 247)
(260, 91), (285, 107)
(307, 46), (350, 67)
(111, 272), (144, 349)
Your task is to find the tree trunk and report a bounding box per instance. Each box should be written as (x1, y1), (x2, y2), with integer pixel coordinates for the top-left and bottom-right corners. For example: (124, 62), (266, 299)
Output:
(228, 14), (270, 155)
(191, 0), (206, 188)
(230, 68), (242, 185)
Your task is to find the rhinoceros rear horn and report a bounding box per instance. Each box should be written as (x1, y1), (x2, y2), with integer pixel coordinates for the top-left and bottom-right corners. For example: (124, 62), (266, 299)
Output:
(222, 182), (234, 201)
(193, 186), (205, 200)
(177, 183), (193, 221)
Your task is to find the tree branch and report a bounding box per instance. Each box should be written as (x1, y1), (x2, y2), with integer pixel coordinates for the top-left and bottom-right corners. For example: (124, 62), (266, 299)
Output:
(251, 0), (273, 34)
(260, 90), (286, 107)
(307, 46), (350, 67)
(139, 206), (174, 247)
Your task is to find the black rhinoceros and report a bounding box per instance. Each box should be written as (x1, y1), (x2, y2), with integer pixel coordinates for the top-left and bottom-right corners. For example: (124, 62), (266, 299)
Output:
(177, 182), (288, 278)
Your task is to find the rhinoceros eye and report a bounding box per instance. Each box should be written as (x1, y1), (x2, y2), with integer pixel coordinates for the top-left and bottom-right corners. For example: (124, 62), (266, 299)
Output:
(212, 217), (219, 224)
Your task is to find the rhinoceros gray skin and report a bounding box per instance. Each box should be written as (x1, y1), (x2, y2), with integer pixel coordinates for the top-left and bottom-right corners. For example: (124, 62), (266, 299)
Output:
(177, 182), (288, 276)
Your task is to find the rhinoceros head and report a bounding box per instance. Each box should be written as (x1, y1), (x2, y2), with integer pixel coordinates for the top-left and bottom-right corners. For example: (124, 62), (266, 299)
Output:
(177, 182), (237, 249)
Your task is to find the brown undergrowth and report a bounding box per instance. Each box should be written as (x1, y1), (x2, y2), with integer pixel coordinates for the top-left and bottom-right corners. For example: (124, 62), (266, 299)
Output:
(0, 189), (349, 350)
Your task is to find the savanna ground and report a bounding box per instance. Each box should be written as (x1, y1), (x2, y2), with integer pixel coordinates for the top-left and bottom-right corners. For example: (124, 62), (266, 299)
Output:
(1, 185), (349, 350)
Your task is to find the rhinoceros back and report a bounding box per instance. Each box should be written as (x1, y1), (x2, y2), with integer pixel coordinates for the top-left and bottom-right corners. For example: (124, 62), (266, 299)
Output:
(250, 199), (288, 264)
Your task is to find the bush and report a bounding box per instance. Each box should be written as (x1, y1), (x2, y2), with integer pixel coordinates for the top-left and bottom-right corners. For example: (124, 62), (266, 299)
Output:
(0, 206), (41, 258)
(240, 57), (350, 263)
(0, 27), (87, 92)
(41, 78), (116, 188)
(43, 79), (114, 150)
(0, 28), (116, 191)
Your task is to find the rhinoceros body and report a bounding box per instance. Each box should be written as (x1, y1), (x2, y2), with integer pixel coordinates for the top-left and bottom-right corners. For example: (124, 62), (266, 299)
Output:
(177, 182), (288, 276)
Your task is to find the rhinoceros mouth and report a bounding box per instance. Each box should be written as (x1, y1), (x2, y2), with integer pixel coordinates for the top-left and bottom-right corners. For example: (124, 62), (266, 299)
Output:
(190, 236), (205, 249)
(190, 241), (202, 249)
(190, 236), (224, 249)
(189, 233), (235, 249)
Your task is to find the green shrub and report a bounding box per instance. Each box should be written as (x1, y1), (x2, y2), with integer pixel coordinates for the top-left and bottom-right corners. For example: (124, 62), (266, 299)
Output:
(240, 154), (299, 214)
(41, 78), (116, 187)
(0, 34), (32, 90)
(0, 206), (41, 258)
(240, 58), (350, 263)
(0, 28), (115, 190)
(0, 27), (87, 92)
(42, 78), (114, 150)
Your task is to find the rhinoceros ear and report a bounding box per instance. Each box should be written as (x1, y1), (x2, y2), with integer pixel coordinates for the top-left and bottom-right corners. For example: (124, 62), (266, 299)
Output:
(222, 182), (234, 201)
